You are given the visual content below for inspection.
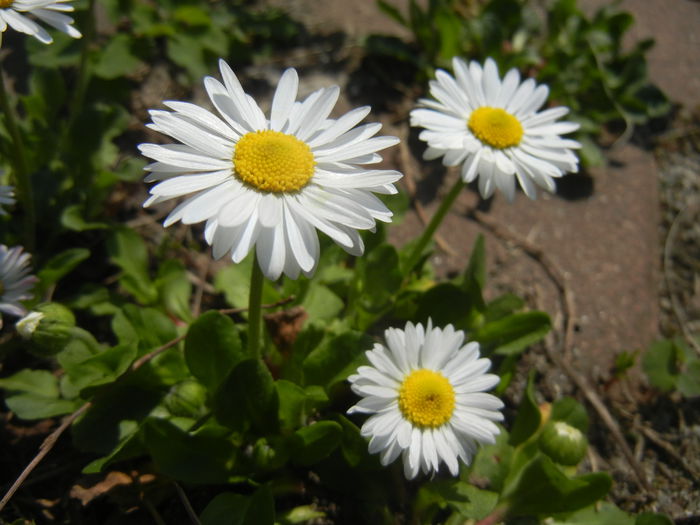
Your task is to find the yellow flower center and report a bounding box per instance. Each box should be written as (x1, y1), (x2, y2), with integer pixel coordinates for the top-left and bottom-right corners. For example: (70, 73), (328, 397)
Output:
(398, 369), (455, 428)
(0, 0), (13, 8)
(468, 107), (523, 149)
(233, 130), (315, 193)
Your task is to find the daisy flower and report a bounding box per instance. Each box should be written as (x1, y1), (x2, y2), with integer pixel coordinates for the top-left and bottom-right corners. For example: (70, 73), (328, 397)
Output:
(140, 59), (401, 280)
(410, 57), (581, 201)
(0, 0), (81, 44)
(0, 185), (15, 215)
(0, 244), (36, 328)
(347, 321), (504, 479)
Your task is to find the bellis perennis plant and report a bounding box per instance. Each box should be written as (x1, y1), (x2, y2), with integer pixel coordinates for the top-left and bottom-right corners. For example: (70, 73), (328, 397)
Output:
(140, 59), (402, 281)
(347, 321), (504, 479)
(411, 57), (581, 201)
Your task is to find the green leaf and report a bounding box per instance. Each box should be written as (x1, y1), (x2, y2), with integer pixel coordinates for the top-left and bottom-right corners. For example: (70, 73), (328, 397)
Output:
(72, 382), (162, 454)
(290, 421), (342, 466)
(215, 359), (278, 434)
(357, 243), (402, 313)
(377, 0), (407, 26)
(677, 360), (700, 397)
(642, 339), (678, 391)
(468, 430), (514, 493)
(506, 455), (612, 516)
(0, 369), (59, 397)
(551, 397), (589, 432)
(200, 487), (275, 525)
(276, 380), (307, 430)
(641, 338), (700, 396)
(200, 493), (250, 525)
(111, 305), (177, 353)
(94, 34), (144, 79)
(509, 371), (540, 446)
(173, 5), (211, 26)
(415, 284), (474, 330)
(185, 311), (247, 391)
(0, 367), (81, 419)
(302, 331), (371, 389)
(301, 283), (344, 321)
(336, 414), (368, 467)
(63, 343), (137, 395)
(417, 479), (498, 521)
(142, 418), (235, 484)
(635, 512), (675, 525)
(61, 205), (109, 232)
(107, 227), (157, 304)
(483, 294), (525, 323)
(474, 311), (551, 355)
(214, 256), (280, 312)
(5, 394), (79, 420)
(37, 248), (90, 291)
(155, 259), (193, 322)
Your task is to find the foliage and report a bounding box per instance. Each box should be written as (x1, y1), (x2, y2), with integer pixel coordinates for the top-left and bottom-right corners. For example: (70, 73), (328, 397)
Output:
(643, 338), (700, 397)
(373, 0), (670, 165)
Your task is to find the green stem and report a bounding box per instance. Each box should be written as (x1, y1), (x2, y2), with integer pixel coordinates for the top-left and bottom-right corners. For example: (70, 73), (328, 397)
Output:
(0, 42), (35, 251)
(247, 254), (265, 358)
(403, 176), (465, 274)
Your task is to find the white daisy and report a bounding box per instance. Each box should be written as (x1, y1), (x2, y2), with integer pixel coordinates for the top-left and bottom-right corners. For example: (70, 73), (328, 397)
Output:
(347, 321), (504, 479)
(410, 57), (581, 201)
(0, 244), (36, 328)
(0, 0), (81, 45)
(140, 59), (401, 280)
(0, 185), (15, 215)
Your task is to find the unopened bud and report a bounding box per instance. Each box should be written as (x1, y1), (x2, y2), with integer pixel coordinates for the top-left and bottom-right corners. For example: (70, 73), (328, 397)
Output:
(539, 421), (588, 466)
(164, 379), (207, 418)
(20, 303), (77, 357)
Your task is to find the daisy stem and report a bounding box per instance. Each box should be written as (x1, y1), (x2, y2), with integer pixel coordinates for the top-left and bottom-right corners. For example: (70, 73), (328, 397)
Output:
(403, 176), (464, 275)
(247, 254), (265, 357)
(0, 51), (35, 251)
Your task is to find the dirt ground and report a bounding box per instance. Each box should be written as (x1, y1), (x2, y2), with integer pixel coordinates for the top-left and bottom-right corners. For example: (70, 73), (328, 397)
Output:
(259, 0), (700, 519)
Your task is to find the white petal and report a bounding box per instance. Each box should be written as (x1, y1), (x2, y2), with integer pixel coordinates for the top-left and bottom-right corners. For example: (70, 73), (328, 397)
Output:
(256, 224), (286, 280)
(269, 68), (298, 131)
(482, 58), (501, 105)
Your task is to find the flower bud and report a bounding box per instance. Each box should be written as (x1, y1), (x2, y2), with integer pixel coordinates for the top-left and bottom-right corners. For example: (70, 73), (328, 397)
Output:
(164, 379), (207, 418)
(538, 421), (588, 466)
(18, 303), (77, 357)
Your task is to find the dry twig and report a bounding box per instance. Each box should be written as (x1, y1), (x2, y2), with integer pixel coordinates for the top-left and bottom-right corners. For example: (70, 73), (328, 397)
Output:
(662, 200), (700, 356)
(173, 482), (202, 525)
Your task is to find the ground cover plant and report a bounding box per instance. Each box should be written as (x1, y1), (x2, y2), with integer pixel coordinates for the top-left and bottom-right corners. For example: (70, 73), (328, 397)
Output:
(0, 0), (694, 523)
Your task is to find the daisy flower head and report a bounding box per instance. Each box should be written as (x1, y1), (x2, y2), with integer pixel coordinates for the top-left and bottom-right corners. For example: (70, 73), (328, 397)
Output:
(0, 184), (15, 215)
(0, 244), (37, 328)
(0, 0), (82, 45)
(410, 57), (581, 201)
(140, 59), (402, 280)
(347, 321), (504, 480)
